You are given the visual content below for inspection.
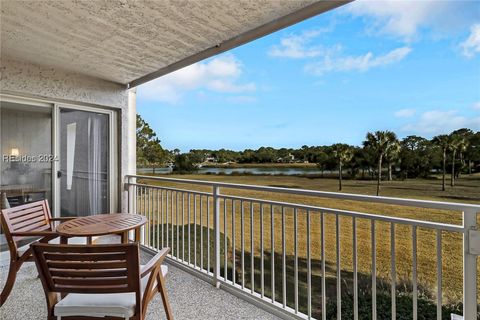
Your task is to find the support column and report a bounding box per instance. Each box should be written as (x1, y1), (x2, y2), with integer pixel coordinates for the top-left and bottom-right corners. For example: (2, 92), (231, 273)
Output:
(463, 208), (478, 320)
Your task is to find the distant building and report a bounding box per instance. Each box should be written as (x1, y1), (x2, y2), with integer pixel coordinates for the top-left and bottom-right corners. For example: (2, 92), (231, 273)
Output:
(277, 153), (295, 163)
(205, 156), (217, 163)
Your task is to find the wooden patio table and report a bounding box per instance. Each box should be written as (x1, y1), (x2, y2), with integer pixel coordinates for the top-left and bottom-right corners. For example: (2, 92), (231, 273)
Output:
(56, 213), (147, 244)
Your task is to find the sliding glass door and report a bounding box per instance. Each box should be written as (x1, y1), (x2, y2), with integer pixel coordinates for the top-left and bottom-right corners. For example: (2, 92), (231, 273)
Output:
(1, 96), (117, 216)
(58, 108), (110, 217)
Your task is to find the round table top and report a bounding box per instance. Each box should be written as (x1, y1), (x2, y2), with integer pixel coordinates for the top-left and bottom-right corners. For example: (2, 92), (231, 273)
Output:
(56, 213), (147, 237)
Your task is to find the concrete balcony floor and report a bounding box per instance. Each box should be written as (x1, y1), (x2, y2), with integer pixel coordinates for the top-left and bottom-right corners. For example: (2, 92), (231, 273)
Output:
(0, 255), (279, 320)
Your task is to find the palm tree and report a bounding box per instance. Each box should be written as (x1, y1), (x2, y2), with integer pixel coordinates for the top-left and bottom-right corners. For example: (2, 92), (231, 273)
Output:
(432, 134), (450, 191)
(452, 129), (474, 176)
(385, 141), (401, 181)
(448, 134), (464, 187)
(363, 131), (398, 196)
(332, 144), (354, 191)
(456, 137), (469, 179)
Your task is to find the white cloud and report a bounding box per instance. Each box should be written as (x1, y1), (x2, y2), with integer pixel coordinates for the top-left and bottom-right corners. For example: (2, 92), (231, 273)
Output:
(305, 46), (411, 75)
(226, 95), (257, 104)
(461, 24), (480, 58)
(401, 110), (480, 135)
(394, 108), (416, 118)
(268, 28), (330, 58)
(269, 26), (412, 77)
(344, 0), (478, 41)
(138, 54), (255, 104)
(208, 80), (255, 93)
(473, 102), (480, 111)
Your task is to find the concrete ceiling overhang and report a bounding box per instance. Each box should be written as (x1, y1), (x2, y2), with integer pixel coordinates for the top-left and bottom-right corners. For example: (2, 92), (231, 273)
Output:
(1, 0), (350, 88)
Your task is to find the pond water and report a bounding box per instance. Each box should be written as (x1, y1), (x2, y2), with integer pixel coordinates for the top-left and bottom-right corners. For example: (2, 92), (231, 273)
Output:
(137, 166), (328, 176)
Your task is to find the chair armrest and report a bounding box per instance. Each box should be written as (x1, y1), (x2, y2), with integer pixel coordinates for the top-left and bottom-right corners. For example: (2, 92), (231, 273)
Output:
(11, 231), (58, 237)
(141, 247), (170, 278)
(50, 217), (75, 229)
(50, 217), (75, 221)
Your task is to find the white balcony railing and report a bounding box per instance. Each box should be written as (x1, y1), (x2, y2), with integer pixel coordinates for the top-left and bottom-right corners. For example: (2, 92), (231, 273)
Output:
(125, 175), (479, 320)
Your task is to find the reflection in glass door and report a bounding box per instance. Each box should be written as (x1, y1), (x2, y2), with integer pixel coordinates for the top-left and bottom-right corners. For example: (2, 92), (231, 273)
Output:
(59, 109), (109, 217)
(0, 101), (53, 207)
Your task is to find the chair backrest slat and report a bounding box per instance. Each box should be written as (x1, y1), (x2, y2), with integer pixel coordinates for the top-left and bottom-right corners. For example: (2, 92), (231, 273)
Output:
(7, 202), (47, 219)
(1, 201), (52, 231)
(53, 276), (129, 287)
(50, 268), (128, 278)
(8, 208), (46, 223)
(47, 260), (128, 270)
(32, 243), (141, 296)
(11, 214), (47, 229)
(44, 252), (127, 261)
(15, 220), (50, 233)
(1, 200), (53, 250)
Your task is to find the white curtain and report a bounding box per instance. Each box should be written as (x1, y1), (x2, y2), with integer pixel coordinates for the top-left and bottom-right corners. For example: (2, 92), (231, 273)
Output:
(87, 116), (102, 215)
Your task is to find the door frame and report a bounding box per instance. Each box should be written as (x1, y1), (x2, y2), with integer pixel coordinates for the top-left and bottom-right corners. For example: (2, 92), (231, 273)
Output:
(53, 103), (117, 217)
(0, 94), (118, 217)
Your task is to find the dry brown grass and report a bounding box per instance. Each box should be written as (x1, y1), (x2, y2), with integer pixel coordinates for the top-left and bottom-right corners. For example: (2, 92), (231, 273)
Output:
(135, 173), (480, 306)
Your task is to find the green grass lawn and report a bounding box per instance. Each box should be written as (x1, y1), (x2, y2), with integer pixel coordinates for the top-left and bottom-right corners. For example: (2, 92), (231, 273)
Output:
(136, 173), (480, 318)
(177, 172), (480, 204)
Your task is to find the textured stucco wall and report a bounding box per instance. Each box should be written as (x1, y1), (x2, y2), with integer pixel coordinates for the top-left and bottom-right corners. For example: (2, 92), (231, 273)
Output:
(0, 58), (127, 108)
(0, 58), (133, 213)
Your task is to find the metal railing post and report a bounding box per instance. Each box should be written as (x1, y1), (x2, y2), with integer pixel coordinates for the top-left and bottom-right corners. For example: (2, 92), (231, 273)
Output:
(463, 208), (477, 320)
(126, 176), (134, 241)
(127, 176), (133, 214)
(213, 185), (221, 288)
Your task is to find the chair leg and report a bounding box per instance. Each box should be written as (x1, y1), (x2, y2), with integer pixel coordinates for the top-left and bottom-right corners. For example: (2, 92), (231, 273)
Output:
(0, 261), (18, 306)
(157, 273), (173, 320)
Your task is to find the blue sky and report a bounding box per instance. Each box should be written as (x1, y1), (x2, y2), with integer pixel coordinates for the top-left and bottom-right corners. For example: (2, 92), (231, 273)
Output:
(137, 0), (480, 152)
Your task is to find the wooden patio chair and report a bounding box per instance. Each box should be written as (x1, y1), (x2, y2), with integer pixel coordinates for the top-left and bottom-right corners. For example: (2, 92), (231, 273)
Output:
(0, 199), (72, 306)
(31, 242), (173, 320)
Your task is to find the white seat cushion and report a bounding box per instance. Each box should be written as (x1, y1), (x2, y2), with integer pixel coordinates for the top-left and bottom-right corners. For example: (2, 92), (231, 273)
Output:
(55, 291), (137, 318)
(54, 265), (168, 318)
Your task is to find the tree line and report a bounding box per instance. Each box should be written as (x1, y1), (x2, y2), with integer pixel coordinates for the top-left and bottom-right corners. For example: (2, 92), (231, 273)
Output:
(136, 114), (172, 172)
(137, 115), (479, 195)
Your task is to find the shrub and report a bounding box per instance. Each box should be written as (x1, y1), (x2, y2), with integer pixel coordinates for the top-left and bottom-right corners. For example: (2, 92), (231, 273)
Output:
(325, 290), (464, 320)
